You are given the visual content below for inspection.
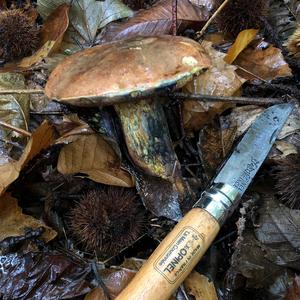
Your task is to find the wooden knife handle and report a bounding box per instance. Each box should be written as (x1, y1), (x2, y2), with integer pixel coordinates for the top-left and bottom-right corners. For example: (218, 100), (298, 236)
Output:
(116, 208), (220, 300)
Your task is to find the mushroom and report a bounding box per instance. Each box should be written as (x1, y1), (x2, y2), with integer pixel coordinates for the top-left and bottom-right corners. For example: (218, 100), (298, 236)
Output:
(45, 35), (210, 185)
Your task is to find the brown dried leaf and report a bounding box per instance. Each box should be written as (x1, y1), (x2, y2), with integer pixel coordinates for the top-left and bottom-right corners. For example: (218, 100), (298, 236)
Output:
(285, 276), (300, 300)
(183, 41), (244, 131)
(184, 271), (218, 300)
(0, 120), (55, 196)
(18, 40), (56, 68)
(84, 287), (106, 300)
(235, 42), (292, 81)
(0, 194), (56, 243)
(99, 0), (212, 42)
(55, 114), (94, 144)
(57, 134), (134, 187)
(198, 121), (236, 180)
(224, 29), (258, 64)
(40, 4), (70, 54)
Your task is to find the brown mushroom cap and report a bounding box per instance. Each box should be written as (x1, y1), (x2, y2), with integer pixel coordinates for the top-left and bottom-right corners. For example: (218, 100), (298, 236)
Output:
(45, 35), (211, 106)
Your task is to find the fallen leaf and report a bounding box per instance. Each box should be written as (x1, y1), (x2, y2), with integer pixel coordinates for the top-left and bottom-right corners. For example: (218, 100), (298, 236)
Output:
(275, 141), (298, 157)
(18, 40), (56, 68)
(235, 42), (292, 81)
(183, 41), (245, 131)
(0, 194), (56, 243)
(57, 134), (134, 187)
(0, 73), (29, 141)
(55, 114), (94, 144)
(224, 29), (258, 64)
(85, 287), (105, 300)
(40, 4), (70, 53)
(285, 276), (300, 300)
(0, 252), (92, 299)
(99, 0), (211, 42)
(0, 120), (55, 196)
(184, 271), (218, 300)
(38, 0), (133, 45)
(198, 121), (236, 180)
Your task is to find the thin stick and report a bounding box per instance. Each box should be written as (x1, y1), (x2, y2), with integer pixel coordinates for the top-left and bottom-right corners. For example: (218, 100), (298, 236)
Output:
(0, 120), (31, 137)
(0, 89), (44, 95)
(197, 0), (231, 38)
(170, 93), (284, 105)
(172, 0), (177, 35)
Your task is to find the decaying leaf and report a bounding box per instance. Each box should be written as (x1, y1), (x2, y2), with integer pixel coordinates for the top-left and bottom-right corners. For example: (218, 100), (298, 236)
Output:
(0, 73), (29, 141)
(18, 40), (56, 68)
(224, 29), (258, 64)
(285, 276), (300, 300)
(55, 114), (94, 144)
(0, 120), (55, 196)
(0, 252), (92, 299)
(99, 0), (212, 42)
(38, 0), (133, 45)
(183, 41), (245, 131)
(0, 193), (56, 243)
(184, 271), (218, 300)
(235, 41), (292, 81)
(198, 120), (236, 180)
(254, 194), (300, 269)
(57, 133), (134, 187)
(84, 287), (105, 300)
(40, 4), (70, 53)
(285, 23), (300, 57)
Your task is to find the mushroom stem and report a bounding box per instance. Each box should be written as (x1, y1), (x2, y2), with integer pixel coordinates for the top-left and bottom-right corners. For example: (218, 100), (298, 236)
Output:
(114, 98), (182, 182)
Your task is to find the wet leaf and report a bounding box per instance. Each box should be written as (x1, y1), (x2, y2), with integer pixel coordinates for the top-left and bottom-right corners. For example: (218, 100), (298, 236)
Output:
(99, 0), (211, 42)
(85, 287), (106, 300)
(285, 276), (300, 300)
(184, 271), (218, 300)
(40, 4), (70, 54)
(183, 41), (244, 131)
(0, 73), (29, 141)
(224, 29), (258, 64)
(254, 194), (300, 269)
(0, 193), (56, 243)
(57, 133), (134, 187)
(235, 42), (292, 81)
(0, 251), (92, 299)
(55, 114), (94, 144)
(0, 120), (55, 196)
(18, 41), (56, 68)
(38, 0), (133, 45)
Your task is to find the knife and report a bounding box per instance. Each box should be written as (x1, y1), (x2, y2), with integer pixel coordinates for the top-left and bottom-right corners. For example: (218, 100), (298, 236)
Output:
(116, 103), (293, 300)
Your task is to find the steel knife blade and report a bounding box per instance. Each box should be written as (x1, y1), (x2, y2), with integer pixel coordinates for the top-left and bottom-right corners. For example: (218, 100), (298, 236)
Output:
(214, 103), (293, 194)
(195, 103), (294, 224)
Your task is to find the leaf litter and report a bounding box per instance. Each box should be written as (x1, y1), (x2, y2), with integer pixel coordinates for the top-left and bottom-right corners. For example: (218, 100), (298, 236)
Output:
(0, 0), (300, 299)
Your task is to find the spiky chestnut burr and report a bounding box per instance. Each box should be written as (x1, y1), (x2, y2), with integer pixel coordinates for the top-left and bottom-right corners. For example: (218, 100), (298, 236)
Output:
(0, 9), (39, 61)
(215, 0), (269, 38)
(68, 188), (146, 255)
(274, 153), (300, 208)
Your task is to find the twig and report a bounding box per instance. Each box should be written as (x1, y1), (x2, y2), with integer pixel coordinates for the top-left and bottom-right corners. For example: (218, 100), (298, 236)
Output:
(197, 0), (231, 38)
(0, 120), (31, 137)
(0, 89), (44, 95)
(170, 93), (284, 105)
(172, 0), (177, 35)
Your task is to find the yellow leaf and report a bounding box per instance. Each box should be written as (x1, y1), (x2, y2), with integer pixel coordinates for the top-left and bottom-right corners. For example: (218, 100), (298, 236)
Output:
(18, 40), (56, 68)
(224, 29), (258, 64)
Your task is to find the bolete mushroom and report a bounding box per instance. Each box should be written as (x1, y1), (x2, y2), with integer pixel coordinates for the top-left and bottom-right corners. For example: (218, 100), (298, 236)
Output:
(45, 35), (210, 184)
